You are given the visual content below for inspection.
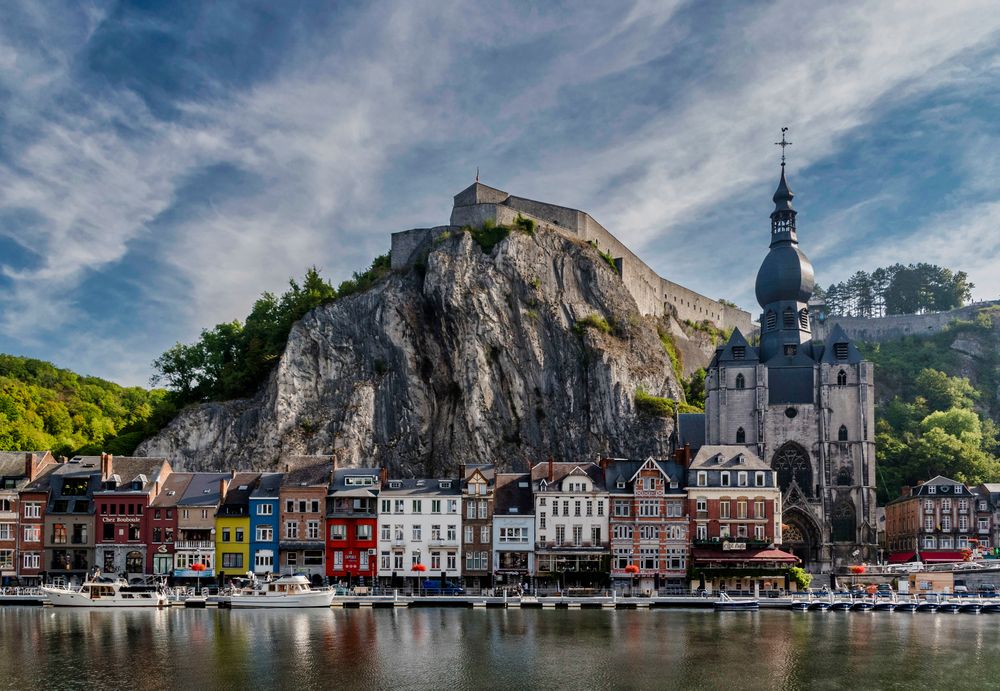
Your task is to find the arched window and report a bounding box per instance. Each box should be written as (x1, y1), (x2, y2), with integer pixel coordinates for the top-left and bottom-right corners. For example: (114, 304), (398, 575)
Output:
(832, 501), (856, 542)
(838, 425), (848, 442)
(736, 427), (746, 443)
(771, 443), (813, 497)
(836, 466), (853, 486)
(735, 373), (745, 390)
(837, 369), (847, 385)
(766, 310), (777, 330)
(783, 307), (794, 328)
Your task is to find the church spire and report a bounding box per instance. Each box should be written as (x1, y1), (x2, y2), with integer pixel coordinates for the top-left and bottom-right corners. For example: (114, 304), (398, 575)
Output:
(770, 127), (796, 244)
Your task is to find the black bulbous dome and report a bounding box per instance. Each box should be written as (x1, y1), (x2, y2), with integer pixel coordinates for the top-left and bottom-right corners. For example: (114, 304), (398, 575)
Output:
(755, 244), (815, 308)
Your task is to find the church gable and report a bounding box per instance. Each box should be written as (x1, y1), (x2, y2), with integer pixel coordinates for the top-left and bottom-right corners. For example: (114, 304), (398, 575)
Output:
(716, 328), (759, 364)
(819, 324), (863, 365)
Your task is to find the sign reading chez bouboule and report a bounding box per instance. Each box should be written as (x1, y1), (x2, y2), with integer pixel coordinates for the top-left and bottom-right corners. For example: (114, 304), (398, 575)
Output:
(722, 541), (747, 551)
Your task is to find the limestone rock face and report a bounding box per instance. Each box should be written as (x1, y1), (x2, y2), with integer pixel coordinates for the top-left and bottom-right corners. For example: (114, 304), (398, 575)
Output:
(137, 229), (686, 474)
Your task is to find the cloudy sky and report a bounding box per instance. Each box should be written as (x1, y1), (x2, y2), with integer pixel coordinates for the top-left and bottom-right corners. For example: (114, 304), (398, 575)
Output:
(2, 1), (1000, 386)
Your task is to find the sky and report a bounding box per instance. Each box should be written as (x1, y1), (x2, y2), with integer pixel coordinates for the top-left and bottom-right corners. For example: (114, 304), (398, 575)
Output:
(2, 0), (1000, 387)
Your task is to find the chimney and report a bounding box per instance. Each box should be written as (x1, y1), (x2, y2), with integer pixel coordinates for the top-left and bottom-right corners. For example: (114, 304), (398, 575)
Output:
(220, 477), (231, 499)
(24, 453), (37, 481)
(59, 456), (68, 464)
(916, 480), (925, 486)
(547, 457), (554, 483)
(379, 466), (388, 486)
(100, 453), (114, 480)
(599, 457), (610, 472)
(901, 486), (911, 497)
(459, 463), (466, 483)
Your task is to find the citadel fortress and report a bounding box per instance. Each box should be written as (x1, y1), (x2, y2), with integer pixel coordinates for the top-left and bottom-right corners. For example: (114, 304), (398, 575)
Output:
(391, 182), (756, 336)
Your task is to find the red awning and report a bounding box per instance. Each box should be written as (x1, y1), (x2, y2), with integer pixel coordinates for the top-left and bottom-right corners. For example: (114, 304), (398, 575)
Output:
(692, 548), (800, 565)
(888, 551), (916, 563)
(921, 550), (968, 563)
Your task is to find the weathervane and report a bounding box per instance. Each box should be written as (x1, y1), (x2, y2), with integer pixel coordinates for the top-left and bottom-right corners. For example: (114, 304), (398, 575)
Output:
(476, 166), (480, 183)
(774, 127), (792, 167)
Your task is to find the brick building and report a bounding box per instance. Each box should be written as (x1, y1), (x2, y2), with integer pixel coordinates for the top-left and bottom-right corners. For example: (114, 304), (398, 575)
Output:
(461, 464), (494, 590)
(886, 476), (981, 563)
(0, 452), (56, 585)
(279, 457), (330, 579)
(147, 472), (193, 576)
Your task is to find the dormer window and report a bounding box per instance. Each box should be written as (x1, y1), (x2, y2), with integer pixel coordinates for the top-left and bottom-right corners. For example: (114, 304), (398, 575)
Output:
(389, 481), (401, 489)
(616, 481), (626, 489)
(696, 471), (707, 487)
(834, 343), (848, 360)
(439, 481), (452, 489)
(732, 346), (745, 360)
(928, 485), (936, 494)
(736, 455), (746, 465)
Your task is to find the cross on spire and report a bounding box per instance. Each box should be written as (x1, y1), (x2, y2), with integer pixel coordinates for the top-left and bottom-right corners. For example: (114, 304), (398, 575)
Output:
(774, 127), (792, 166)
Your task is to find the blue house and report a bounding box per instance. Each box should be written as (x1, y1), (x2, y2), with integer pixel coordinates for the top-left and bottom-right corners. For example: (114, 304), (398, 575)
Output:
(249, 472), (283, 575)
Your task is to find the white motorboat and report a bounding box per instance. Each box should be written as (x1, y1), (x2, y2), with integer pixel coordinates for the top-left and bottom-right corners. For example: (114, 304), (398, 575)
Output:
(228, 574), (334, 608)
(42, 578), (167, 608)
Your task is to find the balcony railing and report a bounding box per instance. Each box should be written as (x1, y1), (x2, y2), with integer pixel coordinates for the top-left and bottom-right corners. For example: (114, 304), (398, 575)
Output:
(175, 540), (214, 550)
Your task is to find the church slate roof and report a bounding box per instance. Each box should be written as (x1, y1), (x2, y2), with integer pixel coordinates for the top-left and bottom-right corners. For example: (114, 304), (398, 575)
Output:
(819, 324), (863, 365)
(711, 329), (759, 366)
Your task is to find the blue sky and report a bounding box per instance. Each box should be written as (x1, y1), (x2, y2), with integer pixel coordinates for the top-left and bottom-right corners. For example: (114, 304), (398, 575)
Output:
(2, 1), (1000, 386)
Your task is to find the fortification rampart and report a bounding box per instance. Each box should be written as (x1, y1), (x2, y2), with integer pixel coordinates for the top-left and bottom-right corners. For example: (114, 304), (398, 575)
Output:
(810, 300), (1000, 343)
(394, 183), (756, 334)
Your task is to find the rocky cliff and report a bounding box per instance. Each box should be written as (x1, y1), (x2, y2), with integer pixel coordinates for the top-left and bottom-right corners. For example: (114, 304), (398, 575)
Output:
(137, 227), (688, 474)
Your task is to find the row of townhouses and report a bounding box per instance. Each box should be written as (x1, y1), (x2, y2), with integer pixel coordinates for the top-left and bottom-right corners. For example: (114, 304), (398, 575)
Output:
(2, 444), (899, 592)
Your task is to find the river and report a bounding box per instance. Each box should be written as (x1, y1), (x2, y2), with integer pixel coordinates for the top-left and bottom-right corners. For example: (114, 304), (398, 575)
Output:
(0, 607), (997, 690)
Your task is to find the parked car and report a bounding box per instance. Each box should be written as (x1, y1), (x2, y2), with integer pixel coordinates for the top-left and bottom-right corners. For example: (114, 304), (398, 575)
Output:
(420, 579), (465, 595)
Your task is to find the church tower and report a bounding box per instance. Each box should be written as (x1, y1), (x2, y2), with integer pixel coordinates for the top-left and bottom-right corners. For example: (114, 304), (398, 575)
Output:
(701, 133), (878, 573)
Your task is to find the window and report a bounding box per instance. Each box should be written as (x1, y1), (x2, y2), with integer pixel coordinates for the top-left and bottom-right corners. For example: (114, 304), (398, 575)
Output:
(737, 500), (748, 519)
(614, 500), (630, 517)
(798, 309), (809, 329)
(958, 500), (968, 513)
(640, 525), (658, 540)
(394, 500), (405, 513)
(755, 500), (765, 518)
(640, 500), (659, 517)
(959, 515), (969, 531)
(381, 499), (391, 514)
(22, 552), (39, 569)
(306, 522), (319, 540)
(431, 552), (441, 569)
(721, 472), (730, 487)
(23, 503), (40, 519)
(697, 472), (707, 487)
(696, 524), (707, 541)
(102, 523), (114, 542)
(447, 554), (456, 571)
(732, 346), (745, 360)
(555, 526), (565, 546)
(771, 442), (812, 496)
(586, 500), (593, 517)
(784, 344), (797, 357)
(838, 425), (848, 442)
(222, 553), (243, 569)
(380, 524), (391, 541)
(783, 308), (794, 328)
(735, 373), (745, 390)
(465, 526), (473, 543)
(942, 498), (951, 512)
(499, 527), (528, 543)
(447, 500), (458, 514)
(755, 472), (765, 487)
(696, 498), (707, 513)
(755, 524), (766, 541)
(478, 500), (488, 519)
(837, 369), (847, 385)
(431, 500), (441, 513)
(23, 526), (39, 543)
(447, 525), (456, 541)
(924, 515), (934, 531)
(539, 512), (546, 529)
(412, 500), (422, 514)
(720, 501), (730, 519)
(928, 486), (936, 495)
(285, 500), (294, 513)
(597, 501), (604, 517)
(257, 526), (273, 542)
(285, 522), (298, 539)
(255, 552), (274, 569)
(330, 524), (346, 540)
(52, 524), (67, 544)
(412, 525), (422, 542)
(0, 524), (12, 541)
(738, 472), (748, 487)
(255, 503), (272, 516)
(574, 501), (581, 517)
(235, 528), (244, 543)
(480, 526), (489, 543)
(640, 547), (658, 571)
(357, 524), (372, 541)
(614, 525), (632, 540)
(572, 525), (583, 546)
(719, 524), (730, 538)
(736, 427), (746, 443)
(392, 553), (402, 570)
(221, 528), (231, 543)
(942, 515), (952, 530)
(411, 551), (421, 567)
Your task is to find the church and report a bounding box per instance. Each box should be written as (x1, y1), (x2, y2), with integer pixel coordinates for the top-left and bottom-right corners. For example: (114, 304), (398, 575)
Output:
(698, 152), (878, 572)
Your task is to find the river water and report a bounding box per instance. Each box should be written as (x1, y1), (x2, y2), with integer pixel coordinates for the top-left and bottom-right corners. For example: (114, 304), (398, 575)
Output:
(1, 606), (997, 690)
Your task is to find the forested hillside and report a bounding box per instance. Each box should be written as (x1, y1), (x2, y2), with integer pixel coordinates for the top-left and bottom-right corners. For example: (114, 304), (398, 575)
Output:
(0, 355), (175, 456)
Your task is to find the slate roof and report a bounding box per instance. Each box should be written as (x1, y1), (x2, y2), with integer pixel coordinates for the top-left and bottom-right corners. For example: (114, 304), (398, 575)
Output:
(888, 475), (972, 504)
(676, 414), (706, 454)
(0, 451), (47, 477)
(177, 472), (230, 506)
(218, 473), (261, 515)
(328, 467), (380, 494)
(689, 445), (770, 471)
(379, 478), (461, 497)
(251, 472), (284, 499)
(603, 458), (686, 495)
(494, 473), (533, 516)
(150, 473), (194, 508)
(92, 456), (170, 494)
(279, 456), (331, 488)
(530, 461), (606, 491)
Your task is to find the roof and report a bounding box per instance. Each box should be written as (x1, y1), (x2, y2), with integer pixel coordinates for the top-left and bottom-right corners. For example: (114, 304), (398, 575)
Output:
(603, 458), (686, 494)
(92, 456), (170, 494)
(494, 473), (533, 516)
(177, 472), (230, 506)
(250, 472), (284, 499)
(689, 446), (770, 471)
(219, 473), (261, 511)
(150, 473), (194, 508)
(676, 414), (706, 453)
(530, 462), (606, 491)
(279, 456), (331, 488)
(463, 463), (496, 486)
(889, 475), (972, 504)
(0, 451), (46, 477)
(691, 548), (799, 565)
(379, 478), (461, 496)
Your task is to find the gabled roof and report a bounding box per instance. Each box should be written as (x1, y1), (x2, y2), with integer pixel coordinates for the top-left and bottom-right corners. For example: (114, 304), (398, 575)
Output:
(220, 473), (261, 509)
(379, 478), (461, 496)
(150, 472), (194, 508)
(530, 462), (606, 491)
(328, 467), (381, 494)
(0, 451), (50, 478)
(93, 457), (170, 494)
(463, 463), (496, 487)
(279, 456), (331, 488)
(712, 328), (759, 365)
(177, 472), (230, 506)
(689, 445), (770, 471)
(251, 472), (285, 499)
(819, 324), (863, 364)
(676, 414), (706, 453)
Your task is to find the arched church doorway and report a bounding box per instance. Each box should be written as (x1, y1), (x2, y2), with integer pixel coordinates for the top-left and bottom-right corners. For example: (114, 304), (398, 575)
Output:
(781, 509), (821, 569)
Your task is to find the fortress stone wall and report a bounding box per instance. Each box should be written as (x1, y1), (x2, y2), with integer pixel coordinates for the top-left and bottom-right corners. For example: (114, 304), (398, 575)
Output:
(392, 183), (756, 335)
(809, 300), (1000, 343)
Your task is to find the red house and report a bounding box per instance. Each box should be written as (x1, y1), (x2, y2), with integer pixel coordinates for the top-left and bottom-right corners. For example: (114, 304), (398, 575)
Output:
(326, 467), (382, 584)
(147, 473), (193, 577)
(11, 453), (58, 585)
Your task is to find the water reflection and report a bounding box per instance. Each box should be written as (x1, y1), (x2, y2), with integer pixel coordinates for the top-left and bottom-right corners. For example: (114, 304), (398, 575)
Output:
(0, 608), (996, 689)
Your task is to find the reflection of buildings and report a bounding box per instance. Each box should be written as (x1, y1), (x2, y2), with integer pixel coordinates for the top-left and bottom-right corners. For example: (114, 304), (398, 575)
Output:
(492, 473), (534, 586)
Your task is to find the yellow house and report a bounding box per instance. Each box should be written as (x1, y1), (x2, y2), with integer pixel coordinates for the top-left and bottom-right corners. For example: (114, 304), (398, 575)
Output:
(215, 473), (260, 581)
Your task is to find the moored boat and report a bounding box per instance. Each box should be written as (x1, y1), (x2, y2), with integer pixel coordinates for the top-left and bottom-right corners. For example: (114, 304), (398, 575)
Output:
(894, 602), (918, 612)
(937, 600), (961, 614)
(851, 601), (874, 612)
(790, 601), (810, 611)
(959, 602), (982, 614)
(981, 601), (1000, 613)
(808, 601), (831, 611)
(228, 574), (334, 608)
(831, 601), (852, 611)
(916, 601), (939, 613)
(874, 601), (895, 612)
(41, 578), (167, 608)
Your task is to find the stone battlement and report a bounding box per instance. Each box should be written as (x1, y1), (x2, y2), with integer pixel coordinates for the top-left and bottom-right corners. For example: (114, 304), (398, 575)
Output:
(809, 300), (1000, 343)
(391, 183), (755, 334)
